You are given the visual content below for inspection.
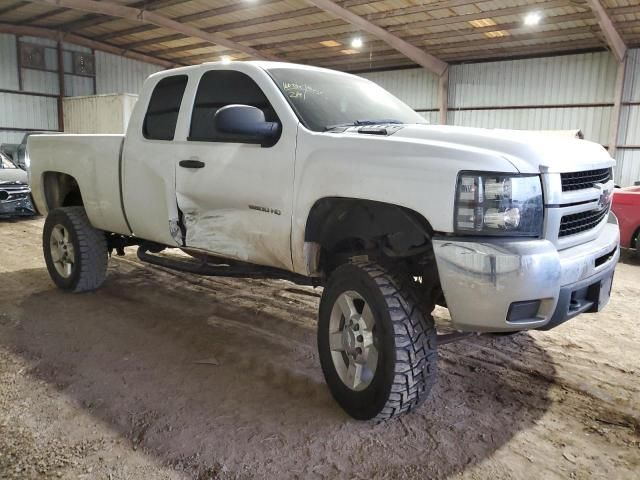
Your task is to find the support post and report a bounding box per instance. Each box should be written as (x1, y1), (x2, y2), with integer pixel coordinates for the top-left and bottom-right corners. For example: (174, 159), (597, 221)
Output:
(609, 59), (626, 157)
(57, 39), (65, 132)
(15, 35), (23, 91)
(439, 68), (449, 125)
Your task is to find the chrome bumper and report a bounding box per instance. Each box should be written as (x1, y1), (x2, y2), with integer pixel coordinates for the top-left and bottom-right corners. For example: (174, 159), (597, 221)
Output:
(432, 215), (620, 332)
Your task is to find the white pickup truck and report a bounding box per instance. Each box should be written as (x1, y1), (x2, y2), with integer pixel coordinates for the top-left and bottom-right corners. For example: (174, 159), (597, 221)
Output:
(27, 61), (619, 421)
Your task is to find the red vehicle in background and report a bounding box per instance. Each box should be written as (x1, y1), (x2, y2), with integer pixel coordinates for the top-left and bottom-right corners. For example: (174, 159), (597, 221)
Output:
(612, 186), (640, 253)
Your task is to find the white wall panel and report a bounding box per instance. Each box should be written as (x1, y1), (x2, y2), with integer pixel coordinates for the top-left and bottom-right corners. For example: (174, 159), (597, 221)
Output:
(22, 70), (59, 95)
(0, 93), (58, 130)
(21, 35), (56, 48)
(615, 150), (640, 186)
(616, 49), (640, 186)
(96, 51), (162, 95)
(449, 52), (617, 107)
(64, 74), (94, 97)
(0, 33), (19, 90)
(0, 131), (25, 145)
(417, 110), (440, 124)
(448, 106), (613, 145)
(359, 68), (439, 110)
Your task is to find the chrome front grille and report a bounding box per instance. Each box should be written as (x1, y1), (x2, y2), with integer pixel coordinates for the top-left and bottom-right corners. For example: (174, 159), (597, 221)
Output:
(560, 168), (611, 191)
(559, 208), (609, 238)
(0, 183), (30, 202)
(541, 166), (614, 249)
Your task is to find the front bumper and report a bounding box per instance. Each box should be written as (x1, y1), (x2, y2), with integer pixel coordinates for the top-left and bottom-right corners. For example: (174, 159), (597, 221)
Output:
(0, 197), (36, 217)
(432, 215), (620, 332)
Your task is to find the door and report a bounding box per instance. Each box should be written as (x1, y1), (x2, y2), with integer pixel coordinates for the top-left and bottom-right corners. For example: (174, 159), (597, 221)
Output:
(122, 73), (190, 246)
(175, 68), (296, 270)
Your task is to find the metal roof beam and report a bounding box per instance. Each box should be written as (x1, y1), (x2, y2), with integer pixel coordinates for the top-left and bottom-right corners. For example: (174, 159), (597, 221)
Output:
(55, 0), (193, 32)
(96, 0), (282, 41)
(303, 0), (446, 75)
(29, 0), (277, 60)
(0, 22), (178, 67)
(584, 0), (627, 61)
(0, 1), (29, 16)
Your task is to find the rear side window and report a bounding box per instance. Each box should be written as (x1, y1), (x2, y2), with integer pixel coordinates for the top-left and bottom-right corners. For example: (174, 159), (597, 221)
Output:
(143, 75), (188, 141)
(189, 70), (279, 142)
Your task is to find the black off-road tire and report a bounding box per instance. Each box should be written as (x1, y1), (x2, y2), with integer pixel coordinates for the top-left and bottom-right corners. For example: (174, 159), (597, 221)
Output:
(43, 207), (108, 292)
(318, 260), (437, 421)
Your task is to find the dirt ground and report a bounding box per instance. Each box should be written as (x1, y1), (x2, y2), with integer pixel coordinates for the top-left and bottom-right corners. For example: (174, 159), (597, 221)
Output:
(0, 217), (638, 480)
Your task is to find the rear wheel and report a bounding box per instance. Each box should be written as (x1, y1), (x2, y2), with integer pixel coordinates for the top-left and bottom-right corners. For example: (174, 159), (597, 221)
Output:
(43, 207), (108, 292)
(318, 260), (437, 420)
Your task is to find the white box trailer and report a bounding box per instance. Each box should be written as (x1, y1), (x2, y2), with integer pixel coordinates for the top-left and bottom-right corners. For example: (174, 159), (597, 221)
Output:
(63, 93), (138, 134)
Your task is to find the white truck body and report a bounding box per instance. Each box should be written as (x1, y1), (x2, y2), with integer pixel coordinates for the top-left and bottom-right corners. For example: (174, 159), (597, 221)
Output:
(27, 61), (619, 333)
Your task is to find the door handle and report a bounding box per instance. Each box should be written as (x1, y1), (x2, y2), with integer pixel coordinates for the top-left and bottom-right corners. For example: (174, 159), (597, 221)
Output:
(179, 159), (205, 169)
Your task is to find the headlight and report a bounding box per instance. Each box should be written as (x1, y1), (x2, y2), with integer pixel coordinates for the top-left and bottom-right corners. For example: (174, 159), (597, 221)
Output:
(455, 172), (543, 236)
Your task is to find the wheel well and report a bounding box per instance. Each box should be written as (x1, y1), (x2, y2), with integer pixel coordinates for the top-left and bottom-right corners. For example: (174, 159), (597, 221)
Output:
(43, 172), (84, 210)
(632, 225), (640, 249)
(305, 197), (435, 271)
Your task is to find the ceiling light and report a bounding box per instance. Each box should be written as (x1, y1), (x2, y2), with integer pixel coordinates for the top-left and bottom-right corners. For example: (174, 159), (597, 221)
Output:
(320, 40), (341, 47)
(524, 12), (542, 26)
(221, 55), (232, 64)
(341, 49), (358, 55)
(484, 30), (509, 38)
(468, 18), (496, 28)
(350, 37), (363, 49)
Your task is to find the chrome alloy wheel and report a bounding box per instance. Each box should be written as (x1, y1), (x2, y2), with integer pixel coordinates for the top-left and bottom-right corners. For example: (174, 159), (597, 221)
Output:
(329, 290), (378, 391)
(49, 224), (75, 278)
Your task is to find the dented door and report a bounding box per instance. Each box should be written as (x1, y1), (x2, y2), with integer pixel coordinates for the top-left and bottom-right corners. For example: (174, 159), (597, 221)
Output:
(174, 67), (297, 270)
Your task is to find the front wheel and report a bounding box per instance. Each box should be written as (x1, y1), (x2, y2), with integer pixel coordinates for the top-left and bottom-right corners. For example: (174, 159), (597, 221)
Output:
(43, 207), (108, 292)
(318, 261), (437, 421)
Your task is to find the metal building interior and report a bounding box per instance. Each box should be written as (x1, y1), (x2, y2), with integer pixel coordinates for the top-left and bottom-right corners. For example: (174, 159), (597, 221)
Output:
(0, 1), (639, 479)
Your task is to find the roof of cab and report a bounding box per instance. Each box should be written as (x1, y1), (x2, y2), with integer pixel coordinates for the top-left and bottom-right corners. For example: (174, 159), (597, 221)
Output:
(146, 61), (352, 81)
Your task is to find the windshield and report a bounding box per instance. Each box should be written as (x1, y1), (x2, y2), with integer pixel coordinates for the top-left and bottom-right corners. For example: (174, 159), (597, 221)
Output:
(0, 153), (17, 169)
(267, 67), (426, 132)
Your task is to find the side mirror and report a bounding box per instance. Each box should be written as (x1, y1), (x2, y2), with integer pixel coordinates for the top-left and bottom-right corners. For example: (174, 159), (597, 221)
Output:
(214, 104), (280, 145)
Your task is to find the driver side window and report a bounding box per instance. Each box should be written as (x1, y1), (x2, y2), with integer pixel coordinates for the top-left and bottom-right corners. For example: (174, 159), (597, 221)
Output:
(189, 70), (280, 143)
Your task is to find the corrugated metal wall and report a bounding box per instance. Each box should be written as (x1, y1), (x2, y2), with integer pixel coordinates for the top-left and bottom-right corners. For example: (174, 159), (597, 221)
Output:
(359, 68), (439, 112)
(615, 49), (640, 186)
(0, 33), (163, 145)
(361, 50), (640, 186)
(95, 51), (162, 95)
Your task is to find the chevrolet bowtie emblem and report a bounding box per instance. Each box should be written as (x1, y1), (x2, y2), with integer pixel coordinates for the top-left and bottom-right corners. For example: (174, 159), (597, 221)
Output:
(595, 184), (612, 211)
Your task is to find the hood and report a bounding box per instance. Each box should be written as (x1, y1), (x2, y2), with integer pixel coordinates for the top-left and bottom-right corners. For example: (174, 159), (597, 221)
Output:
(0, 168), (28, 184)
(389, 124), (614, 174)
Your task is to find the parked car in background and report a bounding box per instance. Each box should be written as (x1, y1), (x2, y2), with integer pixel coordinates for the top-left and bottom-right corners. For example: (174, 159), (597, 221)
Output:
(0, 152), (36, 217)
(612, 186), (640, 253)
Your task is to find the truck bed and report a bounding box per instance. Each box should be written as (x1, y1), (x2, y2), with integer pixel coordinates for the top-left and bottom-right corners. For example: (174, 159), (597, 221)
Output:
(27, 134), (130, 235)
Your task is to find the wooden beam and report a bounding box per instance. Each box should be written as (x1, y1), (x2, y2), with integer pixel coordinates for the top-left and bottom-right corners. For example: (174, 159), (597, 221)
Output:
(257, 10), (596, 57)
(19, 7), (67, 24)
(608, 60), (626, 157)
(30, 0), (277, 60)
(144, 0), (495, 56)
(0, 1), (29, 16)
(55, 0), (192, 32)
(0, 23), (178, 67)
(439, 69), (448, 125)
(96, 0), (282, 41)
(271, 24), (601, 65)
(302, 26), (601, 69)
(302, 0), (446, 75)
(95, 0), (472, 45)
(584, 0), (627, 62)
